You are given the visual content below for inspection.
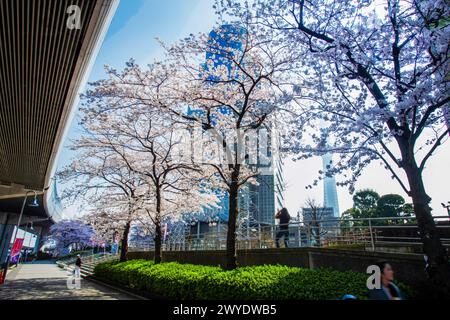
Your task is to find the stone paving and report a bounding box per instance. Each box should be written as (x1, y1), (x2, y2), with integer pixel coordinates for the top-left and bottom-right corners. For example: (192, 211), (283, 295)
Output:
(0, 261), (137, 300)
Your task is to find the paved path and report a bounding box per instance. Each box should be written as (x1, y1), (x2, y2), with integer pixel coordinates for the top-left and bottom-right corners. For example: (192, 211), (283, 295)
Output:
(0, 261), (137, 300)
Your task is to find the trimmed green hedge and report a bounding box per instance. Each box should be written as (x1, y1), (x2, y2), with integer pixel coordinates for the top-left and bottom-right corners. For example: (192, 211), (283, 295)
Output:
(94, 260), (414, 300)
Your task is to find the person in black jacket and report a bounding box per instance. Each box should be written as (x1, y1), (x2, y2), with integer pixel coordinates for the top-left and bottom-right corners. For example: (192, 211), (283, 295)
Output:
(275, 208), (290, 248)
(74, 254), (82, 278)
(368, 261), (403, 300)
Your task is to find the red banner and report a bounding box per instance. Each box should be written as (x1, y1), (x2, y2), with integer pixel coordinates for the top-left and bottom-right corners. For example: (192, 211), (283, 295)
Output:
(10, 238), (24, 263)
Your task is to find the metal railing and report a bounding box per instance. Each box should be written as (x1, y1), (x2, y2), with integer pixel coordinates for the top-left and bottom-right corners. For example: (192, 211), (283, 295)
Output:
(56, 251), (117, 268)
(128, 215), (450, 253)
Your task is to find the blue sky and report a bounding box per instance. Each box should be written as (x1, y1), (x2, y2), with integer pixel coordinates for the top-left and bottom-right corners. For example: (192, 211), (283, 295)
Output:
(65, 0), (218, 130)
(57, 0), (450, 219)
(58, 0), (217, 174)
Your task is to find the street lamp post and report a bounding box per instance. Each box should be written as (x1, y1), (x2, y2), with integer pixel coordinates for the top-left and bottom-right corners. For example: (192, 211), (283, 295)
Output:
(0, 190), (39, 284)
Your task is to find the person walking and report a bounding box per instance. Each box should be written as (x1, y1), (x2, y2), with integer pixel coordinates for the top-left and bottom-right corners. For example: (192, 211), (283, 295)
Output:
(74, 254), (82, 278)
(368, 261), (403, 300)
(275, 208), (290, 248)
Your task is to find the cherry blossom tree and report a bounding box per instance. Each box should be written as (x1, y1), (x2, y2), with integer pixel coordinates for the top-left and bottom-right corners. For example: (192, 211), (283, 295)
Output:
(48, 220), (94, 254)
(84, 204), (135, 260)
(162, 24), (299, 269)
(77, 85), (219, 264)
(58, 127), (147, 262)
(217, 0), (450, 290)
(85, 24), (298, 269)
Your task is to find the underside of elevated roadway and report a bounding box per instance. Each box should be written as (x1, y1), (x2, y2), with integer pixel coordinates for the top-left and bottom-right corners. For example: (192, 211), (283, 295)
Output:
(0, 0), (119, 263)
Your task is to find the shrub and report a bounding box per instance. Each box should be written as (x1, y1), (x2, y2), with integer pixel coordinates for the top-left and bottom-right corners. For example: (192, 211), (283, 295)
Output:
(94, 260), (414, 300)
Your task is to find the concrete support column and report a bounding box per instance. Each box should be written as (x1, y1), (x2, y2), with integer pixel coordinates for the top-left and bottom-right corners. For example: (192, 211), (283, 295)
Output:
(0, 213), (14, 265)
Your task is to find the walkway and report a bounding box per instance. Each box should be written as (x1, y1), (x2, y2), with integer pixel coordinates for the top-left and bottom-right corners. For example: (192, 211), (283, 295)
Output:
(0, 261), (138, 300)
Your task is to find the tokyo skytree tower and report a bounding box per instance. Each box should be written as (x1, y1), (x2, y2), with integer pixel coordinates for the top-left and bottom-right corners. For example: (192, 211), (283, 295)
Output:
(322, 153), (340, 218)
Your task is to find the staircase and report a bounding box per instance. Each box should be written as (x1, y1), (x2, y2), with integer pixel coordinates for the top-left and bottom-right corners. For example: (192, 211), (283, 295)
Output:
(57, 253), (118, 278)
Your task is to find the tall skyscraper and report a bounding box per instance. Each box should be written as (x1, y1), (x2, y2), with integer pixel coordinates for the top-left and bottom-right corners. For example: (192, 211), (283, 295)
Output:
(322, 153), (340, 218)
(248, 126), (285, 225)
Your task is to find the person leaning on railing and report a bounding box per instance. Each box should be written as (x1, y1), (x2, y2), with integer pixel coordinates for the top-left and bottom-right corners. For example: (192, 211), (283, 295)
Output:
(275, 208), (291, 248)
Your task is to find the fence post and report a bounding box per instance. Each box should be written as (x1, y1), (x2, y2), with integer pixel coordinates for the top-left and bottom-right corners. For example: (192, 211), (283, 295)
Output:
(258, 223), (262, 249)
(368, 218), (375, 251)
(271, 224), (275, 248)
(248, 222), (251, 249)
(217, 222), (220, 250)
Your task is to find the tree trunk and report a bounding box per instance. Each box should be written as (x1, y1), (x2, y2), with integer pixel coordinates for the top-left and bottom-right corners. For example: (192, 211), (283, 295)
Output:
(403, 162), (450, 297)
(313, 222), (321, 247)
(119, 221), (131, 262)
(225, 174), (239, 270)
(154, 190), (162, 264)
(154, 222), (162, 264)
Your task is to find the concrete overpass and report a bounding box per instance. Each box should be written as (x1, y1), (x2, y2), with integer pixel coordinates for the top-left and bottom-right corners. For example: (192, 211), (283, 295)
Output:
(0, 0), (119, 264)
